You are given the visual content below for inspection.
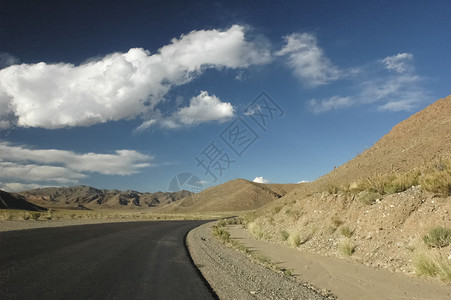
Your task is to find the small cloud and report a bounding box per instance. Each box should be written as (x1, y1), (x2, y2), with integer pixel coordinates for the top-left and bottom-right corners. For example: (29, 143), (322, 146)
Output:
(297, 180), (310, 184)
(133, 119), (157, 134)
(174, 91), (234, 125)
(135, 91), (234, 131)
(308, 96), (353, 114)
(276, 33), (342, 87)
(382, 53), (413, 73)
(253, 176), (269, 184)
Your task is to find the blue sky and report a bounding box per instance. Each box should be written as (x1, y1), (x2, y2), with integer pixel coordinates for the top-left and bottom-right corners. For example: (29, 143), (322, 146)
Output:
(0, 0), (450, 193)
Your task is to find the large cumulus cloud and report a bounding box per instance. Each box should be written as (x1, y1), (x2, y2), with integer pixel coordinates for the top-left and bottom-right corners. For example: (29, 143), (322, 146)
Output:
(0, 25), (270, 129)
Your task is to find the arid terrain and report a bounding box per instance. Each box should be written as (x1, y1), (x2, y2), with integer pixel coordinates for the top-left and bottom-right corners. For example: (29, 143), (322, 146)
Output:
(1, 94), (451, 298)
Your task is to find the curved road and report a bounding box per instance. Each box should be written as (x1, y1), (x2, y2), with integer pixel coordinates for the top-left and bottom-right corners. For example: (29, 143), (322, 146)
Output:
(0, 221), (216, 299)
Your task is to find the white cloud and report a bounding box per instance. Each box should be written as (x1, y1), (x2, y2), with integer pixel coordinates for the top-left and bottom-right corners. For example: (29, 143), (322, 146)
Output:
(382, 53), (413, 73)
(307, 52), (427, 113)
(0, 182), (55, 193)
(0, 142), (152, 175)
(0, 142), (153, 187)
(0, 162), (85, 184)
(308, 96), (353, 114)
(276, 33), (342, 87)
(297, 180), (310, 184)
(0, 25), (270, 129)
(174, 91), (234, 125)
(135, 91), (234, 131)
(253, 176), (269, 184)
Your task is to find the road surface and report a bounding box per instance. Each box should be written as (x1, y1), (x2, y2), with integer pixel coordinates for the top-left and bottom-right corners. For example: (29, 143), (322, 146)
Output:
(0, 220), (216, 299)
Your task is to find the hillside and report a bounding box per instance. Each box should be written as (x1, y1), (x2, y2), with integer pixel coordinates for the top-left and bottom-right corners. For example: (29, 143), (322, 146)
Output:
(21, 186), (192, 209)
(311, 94), (451, 191)
(245, 94), (451, 281)
(0, 190), (46, 211)
(159, 179), (297, 213)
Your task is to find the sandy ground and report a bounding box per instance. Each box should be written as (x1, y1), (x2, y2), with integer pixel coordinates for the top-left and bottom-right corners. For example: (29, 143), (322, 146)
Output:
(227, 225), (451, 300)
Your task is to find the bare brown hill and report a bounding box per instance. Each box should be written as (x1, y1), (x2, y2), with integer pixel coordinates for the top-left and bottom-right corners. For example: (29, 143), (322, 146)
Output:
(0, 190), (46, 211)
(309, 94), (451, 192)
(159, 179), (297, 213)
(21, 186), (192, 209)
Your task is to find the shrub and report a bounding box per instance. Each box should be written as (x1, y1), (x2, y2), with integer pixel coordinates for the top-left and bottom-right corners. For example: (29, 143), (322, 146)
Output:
(327, 185), (339, 195)
(413, 245), (451, 281)
(357, 191), (381, 205)
(423, 227), (451, 248)
(339, 238), (354, 256)
(340, 226), (353, 238)
(280, 230), (290, 241)
(248, 222), (264, 239)
(212, 225), (230, 242)
(289, 232), (301, 247)
(331, 216), (343, 228)
(420, 171), (451, 196)
(217, 218), (228, 227)
(273, 205), (283, 214)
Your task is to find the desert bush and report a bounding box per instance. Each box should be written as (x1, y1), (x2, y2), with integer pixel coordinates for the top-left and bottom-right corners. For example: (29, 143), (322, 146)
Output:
(413, 245), (451, 281)
(280, 230), (290, 241)
(339, 238), (354, 256)
(248, 222), (264, 239)
(327, 185), (339, 195)
(340, 226), (353, 238)
(286, 209), (302, 221)
(423, 227), (451, 248)
(331, 216), (343, 228)
(212, 225), (230, 242)
(420, 170), (451, 196)
(272, 205), (283, 214)
(217, 218), (228, 227)
(357, 191), (381, 205)
(289, 232), (301, 247)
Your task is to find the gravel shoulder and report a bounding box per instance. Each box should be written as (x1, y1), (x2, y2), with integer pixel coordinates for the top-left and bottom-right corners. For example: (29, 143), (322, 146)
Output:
(187, 222), (329, 300)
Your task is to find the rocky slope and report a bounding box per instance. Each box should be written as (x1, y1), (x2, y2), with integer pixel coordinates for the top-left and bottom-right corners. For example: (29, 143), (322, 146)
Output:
(247, 94), (451, 280)
(0, 190), (46, 211)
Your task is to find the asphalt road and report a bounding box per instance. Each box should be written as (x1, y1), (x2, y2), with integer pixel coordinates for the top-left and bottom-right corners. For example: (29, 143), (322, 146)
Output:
(0, 221), (217, 299)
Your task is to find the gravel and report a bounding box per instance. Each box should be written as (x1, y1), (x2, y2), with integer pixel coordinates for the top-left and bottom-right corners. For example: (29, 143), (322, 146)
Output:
(187, 222), (329, 300)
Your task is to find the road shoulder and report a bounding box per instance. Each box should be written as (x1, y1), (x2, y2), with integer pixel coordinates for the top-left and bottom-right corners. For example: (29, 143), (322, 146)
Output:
(226, 224), (451, 300)
(187, 222), (329, 300)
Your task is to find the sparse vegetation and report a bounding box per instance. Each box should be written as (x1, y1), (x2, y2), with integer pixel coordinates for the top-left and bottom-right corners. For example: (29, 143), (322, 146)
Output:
(420, 171), (451, 196)
(331, 216), (343, 228)
(357, 191), (381, 205)
(248, 221), (264, 239)
(340, 226), (353, 238)
(413, 245), (451, 281)
(423, 227), (451, 248)
(339, 238), (354, 256)
(272, 205), (283, 214)
(280, 230), (290, 241)
(289, 232), (301, 247)
(212, 225), (230, 241)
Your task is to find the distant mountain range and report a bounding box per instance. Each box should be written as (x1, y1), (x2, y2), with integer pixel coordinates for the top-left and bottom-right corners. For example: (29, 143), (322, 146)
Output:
(16, 185), (193, 209)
